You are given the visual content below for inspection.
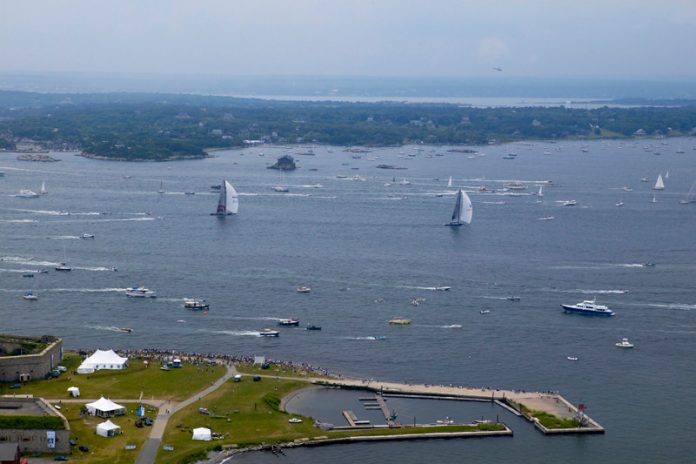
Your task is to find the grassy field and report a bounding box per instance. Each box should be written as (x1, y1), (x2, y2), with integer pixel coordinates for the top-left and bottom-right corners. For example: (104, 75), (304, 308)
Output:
(529, 410), (582, 429)
(0, 354), (225, 401)
(56, 402), (156, 463)
(158, 378), (507, 464)
(235, 362), (331, 379)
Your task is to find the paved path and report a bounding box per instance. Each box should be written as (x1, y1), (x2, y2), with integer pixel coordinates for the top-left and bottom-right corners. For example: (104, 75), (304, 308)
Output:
(135, 363), (237, 464)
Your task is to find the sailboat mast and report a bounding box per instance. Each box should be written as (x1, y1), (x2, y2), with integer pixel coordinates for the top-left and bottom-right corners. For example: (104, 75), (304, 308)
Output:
(216, 180), (227, 214)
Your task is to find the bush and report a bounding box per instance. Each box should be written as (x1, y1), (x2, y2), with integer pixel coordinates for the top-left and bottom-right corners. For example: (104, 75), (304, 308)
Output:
(262, 393), (281, 412)
(0, 415), (65, 430)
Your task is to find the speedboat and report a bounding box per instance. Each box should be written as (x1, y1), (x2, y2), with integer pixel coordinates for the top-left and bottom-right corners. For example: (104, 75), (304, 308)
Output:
(278, 318), (300, 327)
(16, 189), (39, 198)
(503, 181), (527, 190)
(305, 325), (322, 331)
(480, 309), (491, 315)
(567, 356), (579, 361)
(22, 291), (38, 301)
(125, 286), (157, 298)
(259, 329), (280, 337)
(561, 299), (615, 317)
(434, 286), (451, 291)
(506, 296), (521, 302)
(183, 298), (209, 310)
(81, 234), (95, 239)
(560, 200), (577, 206)
(615, 201), (624, 207)
(388, 318), (411, 325)
(615, 338), (634, 348)
(296, 286), (311, 293)
(119, 327), (133, 333)
(22, 273), (34, 278)
(640, 177), (649, 182)
(273, 185), (289, 193)
(55, 263), (71, 271)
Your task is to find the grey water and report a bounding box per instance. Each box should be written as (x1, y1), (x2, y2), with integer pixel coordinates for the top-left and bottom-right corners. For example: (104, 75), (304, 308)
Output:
(1, 138), (696, 462)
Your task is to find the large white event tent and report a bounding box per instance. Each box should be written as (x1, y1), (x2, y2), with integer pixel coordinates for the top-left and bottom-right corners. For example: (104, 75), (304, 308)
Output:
(192, 427), (212, 441)
(96, 420), (122, 437)
(77, 349), (129, 374)
(85, 397), (126, 418)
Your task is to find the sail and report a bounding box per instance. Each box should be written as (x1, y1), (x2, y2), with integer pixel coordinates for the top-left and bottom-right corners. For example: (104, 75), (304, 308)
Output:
(538, 186), (543, 197)
(686, 180), (696, 203)
(225, 180), (239, 214)
(654, 174), (665, 190)
(451, 190), (462, 223)
(40, 181), (46, 194)
(447, 176), (452, 187)
(460, 190), (473, 224)
(215, 181), (227, 214)
(665, 170), (669, 179)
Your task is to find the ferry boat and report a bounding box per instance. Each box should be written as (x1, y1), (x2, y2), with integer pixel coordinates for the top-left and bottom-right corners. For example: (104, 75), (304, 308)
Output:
(125, 286), (157, 298)
(278, 318), (300, 326)
(183, 298), (209, 310)
(561, 299), (615, 317)
(615, 338), (634, 348)
(259, 328), (280, 337)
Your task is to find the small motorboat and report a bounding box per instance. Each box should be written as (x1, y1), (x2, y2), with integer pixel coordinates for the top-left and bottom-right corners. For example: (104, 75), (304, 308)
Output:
(184, 191), (195, 195)
(615, 201), (624, 207)
(567, 356), (579, 361)
(305, 325), (322, 331)
(296, 286), (311, 293)
(434, 286), (451, 291)
(260, 328), (280, 337)
(183, 298), (210, 310)
(506, 296), (521, 302)
(81, 234), (95, 239)
(480, 309), (491, 315)
(388, 318), (411, 325)
(16, 189), (39, 198)
(560, 200), (577, 206)
(119, 327), (133, 333)
(55, 263), (72, 271)
(22, 273), (34, 278)
(125, 286), (157, 298)
(273, 185), (289, 193)
(615, 338), (634, 349)
(23, 291), (39, 301)
(278, 318), (300, 327)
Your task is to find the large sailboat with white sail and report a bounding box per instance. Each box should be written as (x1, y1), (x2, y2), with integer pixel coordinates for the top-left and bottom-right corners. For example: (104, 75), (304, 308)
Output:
(445, 189), (473, 226)
(653, 173), (665, 191)
(211, 180), (239, 216)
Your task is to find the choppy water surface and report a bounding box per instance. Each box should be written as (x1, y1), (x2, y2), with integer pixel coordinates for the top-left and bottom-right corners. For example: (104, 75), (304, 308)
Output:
(2, 138), (696, 462)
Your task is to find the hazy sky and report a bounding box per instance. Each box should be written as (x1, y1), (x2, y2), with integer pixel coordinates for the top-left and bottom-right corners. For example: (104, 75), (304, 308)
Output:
(2, 0), (696, 78)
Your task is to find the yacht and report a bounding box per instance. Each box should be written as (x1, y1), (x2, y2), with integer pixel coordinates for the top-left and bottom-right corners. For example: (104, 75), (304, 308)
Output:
(16, 189), (39, 198)
(278, 318), (300, 326)
(296, 286), (311, 293)
(561, 299), (615, 317)
(183, 298), (209, 310)
(615, 338), (634, 349)
(259, 328), (280, 337)
(22, 291), (38, 301)
(125, 286), (157, 298)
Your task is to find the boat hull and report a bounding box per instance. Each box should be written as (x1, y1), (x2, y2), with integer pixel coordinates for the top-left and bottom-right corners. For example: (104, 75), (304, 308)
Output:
(561, 305), (614, 316)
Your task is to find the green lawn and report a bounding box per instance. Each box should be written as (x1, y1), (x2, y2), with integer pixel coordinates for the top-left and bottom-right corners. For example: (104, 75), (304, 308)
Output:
(158, 378), (507, 464)
(530, 410), (582, 429)
(235, 362), (331, 379)
(60, 402), (156, 464)
(0, 354), (225, 401)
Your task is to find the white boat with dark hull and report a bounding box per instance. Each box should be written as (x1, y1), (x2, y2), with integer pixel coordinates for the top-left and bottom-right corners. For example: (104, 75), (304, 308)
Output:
(561, 299), (615, 317)
(296, 286), (311, 293)
(16, 189), (39, 198)
(22, 291), (39, 301)
(445, 189), (473, 227)
(211, 180), (239, 216)
(260, 328), (280, 337)
(126, 286), (157, 298)
(278, 318), (300, 327)
(184, 298), (209, 310)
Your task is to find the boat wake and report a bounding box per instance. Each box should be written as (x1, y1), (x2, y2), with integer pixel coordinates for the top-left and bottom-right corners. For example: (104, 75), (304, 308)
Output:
(544, 288), (629, 295)
(343, 336), (385, 341)
(86, 325), (130, 333)
(550, 263), (649, 270)
(51, 235), (81, 240)
(401, 286), (452, 291)
(212, 330), (262, 337)
(230, 316), (283, 322)
(0, 219), (38, 223)
(441, 324), (463, 329)
(47, 288), (127, 293)
(627, 302), (696, 311)
(1, 256), (62, 267)
(73, 266), (115, 272)
(0, 268), (40, 274)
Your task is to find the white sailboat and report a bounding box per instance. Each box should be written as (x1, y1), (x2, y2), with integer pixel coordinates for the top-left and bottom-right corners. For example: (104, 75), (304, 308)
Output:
(679, 180), (696, 204)
(157, 181), (165, 194)
(211, 180), (239, 216)
(665, 170), (669, 179)
(40, 181), (47, 195)
(653, 174), (665, 191)
(445, 189), (473, 226)
(447, 176), (453, 188)
(537, 185), (544, 197)
(651, 194), (657, 204)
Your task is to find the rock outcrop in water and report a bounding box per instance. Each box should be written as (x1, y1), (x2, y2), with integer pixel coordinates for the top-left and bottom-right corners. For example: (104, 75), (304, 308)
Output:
(267, 155), (297, 171)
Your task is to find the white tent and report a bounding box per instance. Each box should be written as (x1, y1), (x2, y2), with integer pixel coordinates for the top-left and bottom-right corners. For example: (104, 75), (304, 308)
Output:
(77, 349), (129, 374)
(96, 420), (122, 437)
(86, 397), (126, 417)
(191, 427), (212, 441)
(67, 386), (80, 397)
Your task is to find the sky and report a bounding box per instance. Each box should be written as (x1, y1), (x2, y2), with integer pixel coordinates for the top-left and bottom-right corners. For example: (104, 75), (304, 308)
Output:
(1, 0), (696, 79)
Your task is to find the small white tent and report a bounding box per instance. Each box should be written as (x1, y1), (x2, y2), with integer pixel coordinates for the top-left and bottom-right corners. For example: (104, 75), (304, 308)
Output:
(96, 420), (122, 437)
(192, 427), (212, 441)
(86, 397), (126, 417)
(67, 386), (80, 397)
(77, 349), (129, 374)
